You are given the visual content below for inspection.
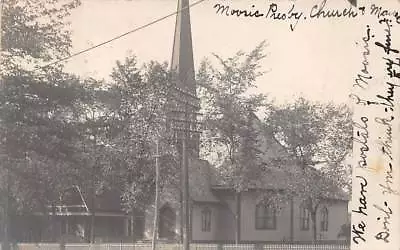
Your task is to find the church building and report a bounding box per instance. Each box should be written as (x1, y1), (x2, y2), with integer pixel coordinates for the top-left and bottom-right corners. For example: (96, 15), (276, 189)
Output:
(6, 0), (350, 244)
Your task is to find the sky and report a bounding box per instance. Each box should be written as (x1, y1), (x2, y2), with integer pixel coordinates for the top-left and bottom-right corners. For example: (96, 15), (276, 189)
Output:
(64, 0), (364, 104)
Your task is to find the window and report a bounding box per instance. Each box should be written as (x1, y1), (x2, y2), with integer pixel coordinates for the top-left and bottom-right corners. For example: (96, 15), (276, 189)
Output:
(300, 204), (310, 230)
(320, 206), (328, 232)
(201, 207), (212, 232)
(255, 203), (277, 230)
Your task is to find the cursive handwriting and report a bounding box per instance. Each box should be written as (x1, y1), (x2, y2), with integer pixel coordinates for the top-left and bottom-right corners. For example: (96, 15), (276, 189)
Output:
(353, 117), (369, 168)
(350, 6), (399, 248)
(370, 4), (400, 24)
(383, 57), (400, 79)
(212, 3), (304, 31)
(376, 82), (400, 110)
(352, 175), (368, 216)
(310, 0), (358, 19)
(213, 3), (263, 18)
(265, 4), (303, 31)
(379, 163), (400, 196)
(375, 116), (394, 161)
(351, 81), (400, 110)
(349, 94), (379, 106)
(352, 221), (366, 244)
(212, 3), (400, 32)
(354, 25), (374, 89)
(375, 18), (399, 55)
(374, 201), (392, 243)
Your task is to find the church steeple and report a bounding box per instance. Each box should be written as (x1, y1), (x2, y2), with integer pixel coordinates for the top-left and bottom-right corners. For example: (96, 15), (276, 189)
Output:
(169, 0), (200, 157)
(171, 0), (196, 94)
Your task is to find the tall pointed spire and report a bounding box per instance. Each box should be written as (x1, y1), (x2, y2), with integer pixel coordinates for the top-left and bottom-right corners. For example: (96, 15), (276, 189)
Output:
(171, 0), (196, 94)
(169, 0), (200, 157)
(169, 2), (198, 249)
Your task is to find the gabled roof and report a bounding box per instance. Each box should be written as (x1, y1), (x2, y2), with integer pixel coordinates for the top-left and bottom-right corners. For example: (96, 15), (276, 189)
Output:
(188, 158), (220, 203)
(206, 112), (350, 201)
(210, 165), (292, 191)
(210, 164), (350, 201)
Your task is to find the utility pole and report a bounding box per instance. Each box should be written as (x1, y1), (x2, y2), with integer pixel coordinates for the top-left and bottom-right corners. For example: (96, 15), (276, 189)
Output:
(2, 171), (10, 250)
(167, 84), (201, 250)
(181, 109), (190, 250)
(151, 139), (160, 250)
(90, 134), (97, 244)
(0, 1), (10, 250)
(169, 0), (200, 247)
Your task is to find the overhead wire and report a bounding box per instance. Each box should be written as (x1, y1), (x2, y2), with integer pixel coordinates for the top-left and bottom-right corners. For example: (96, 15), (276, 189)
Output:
(38, 0), (207, 71)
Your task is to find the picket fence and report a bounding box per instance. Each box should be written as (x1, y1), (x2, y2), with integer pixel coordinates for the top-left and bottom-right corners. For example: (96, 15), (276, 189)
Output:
(1, 243), (350, 250)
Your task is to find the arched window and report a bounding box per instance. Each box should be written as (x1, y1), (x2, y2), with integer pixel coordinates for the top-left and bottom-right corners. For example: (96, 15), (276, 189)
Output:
(255, 202), (277, 230)
(201, 207), (212, 232)
(300, 203), (310, 230)
(320, 206), (329, 232)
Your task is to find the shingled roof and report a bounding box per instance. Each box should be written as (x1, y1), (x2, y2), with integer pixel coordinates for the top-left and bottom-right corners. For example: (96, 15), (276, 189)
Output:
(204, 112), (350, 202)
(209, 161), (349, 201)
(52, 153), (348, 215)
(188, 158), (220, 203)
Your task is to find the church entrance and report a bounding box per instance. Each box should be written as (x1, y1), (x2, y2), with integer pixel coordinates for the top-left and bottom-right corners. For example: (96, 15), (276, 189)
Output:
(158, 204), (176, 240)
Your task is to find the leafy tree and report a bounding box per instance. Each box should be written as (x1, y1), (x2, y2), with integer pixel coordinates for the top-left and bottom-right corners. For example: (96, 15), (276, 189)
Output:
(96, 57), (181, 242)
(197, 41), (268, 243)
(0, 71), (90, 241)
(65, 78), (117, 243)
(2, 0), (80, 70)
(263, 97), (352, 241)
(0, 0), (81, 245)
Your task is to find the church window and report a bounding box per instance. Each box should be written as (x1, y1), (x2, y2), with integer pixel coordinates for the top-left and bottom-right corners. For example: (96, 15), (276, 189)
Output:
(201, 207), (212, 232)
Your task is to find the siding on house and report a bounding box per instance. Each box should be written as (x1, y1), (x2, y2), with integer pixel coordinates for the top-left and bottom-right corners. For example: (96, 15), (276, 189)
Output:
(187, 194), (348, 243)
(316, 201), (348, 241)
(215, 206), (236, 241)
(292, 198), (313, 241)
(191, 205), (218, 241)
(240, 192), (291, 242)
(9, 158), (348, 243)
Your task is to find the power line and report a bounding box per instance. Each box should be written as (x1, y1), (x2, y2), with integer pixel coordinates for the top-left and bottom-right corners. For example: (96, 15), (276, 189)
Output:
(38, 0), (207, 71)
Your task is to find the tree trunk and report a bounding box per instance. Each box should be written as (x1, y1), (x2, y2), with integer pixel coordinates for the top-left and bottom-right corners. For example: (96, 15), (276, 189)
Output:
(90, 158), (96, 244)
(51, 203), (57, 242)
(310, 210), (317, 243)
(0, 6), (7, 250)
(2, 169), (10, 250)
(234, 192), (241, 245)
(90, 194), (95, 243)
(131, 215), (135, 243)
(289, 197), (294, 242)
(151, 140), (160, 250)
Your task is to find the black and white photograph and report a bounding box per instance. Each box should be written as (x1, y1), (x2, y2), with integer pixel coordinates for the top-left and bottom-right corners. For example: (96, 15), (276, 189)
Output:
(0, 0), (399, 250)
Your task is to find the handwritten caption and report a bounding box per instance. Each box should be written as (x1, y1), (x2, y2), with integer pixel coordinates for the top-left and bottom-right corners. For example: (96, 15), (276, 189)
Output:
(350, 10), (399, 248)
(212, 0), (400, 31)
